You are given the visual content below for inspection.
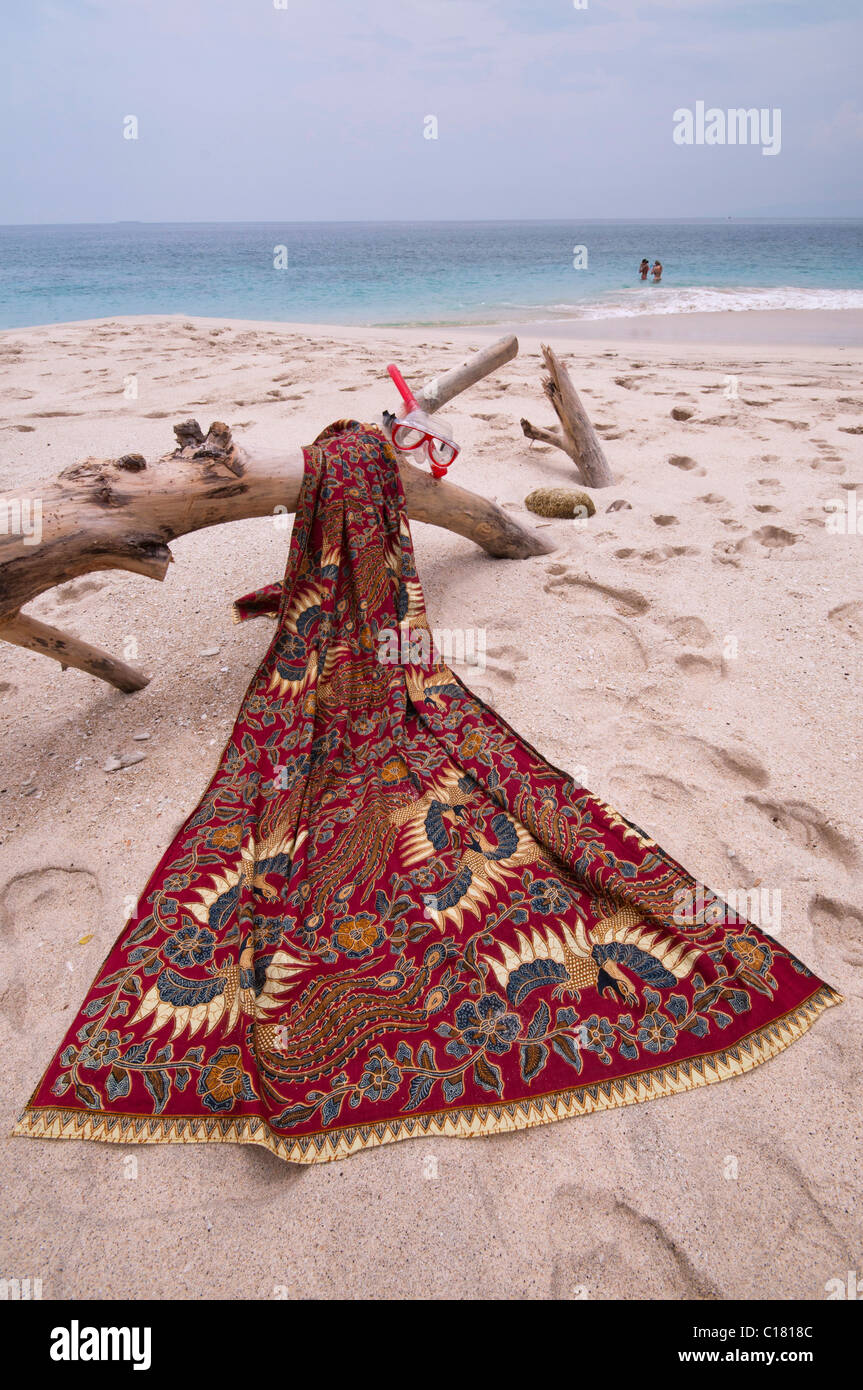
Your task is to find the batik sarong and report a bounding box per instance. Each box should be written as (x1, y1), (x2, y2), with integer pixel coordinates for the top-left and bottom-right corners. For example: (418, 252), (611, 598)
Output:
(14, 421), (840, 1162)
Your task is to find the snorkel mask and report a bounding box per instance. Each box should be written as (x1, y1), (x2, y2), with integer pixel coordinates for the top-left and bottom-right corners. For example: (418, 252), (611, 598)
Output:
(385, 363), (460, 478)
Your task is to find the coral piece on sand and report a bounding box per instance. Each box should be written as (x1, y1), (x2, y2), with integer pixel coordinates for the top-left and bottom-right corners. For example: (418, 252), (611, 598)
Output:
(525, 486), (597, 520)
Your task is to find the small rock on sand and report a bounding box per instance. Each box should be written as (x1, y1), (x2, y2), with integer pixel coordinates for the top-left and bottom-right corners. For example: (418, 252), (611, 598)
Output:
(104, 751), (148, 772)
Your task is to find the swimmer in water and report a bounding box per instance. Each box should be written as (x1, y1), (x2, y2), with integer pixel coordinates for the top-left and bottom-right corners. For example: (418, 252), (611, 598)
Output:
(639, 258), (649, 281)
(652, 260), (663, 283)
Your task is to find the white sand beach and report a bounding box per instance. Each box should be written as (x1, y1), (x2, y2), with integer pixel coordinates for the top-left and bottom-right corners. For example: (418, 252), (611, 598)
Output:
(0, 311), (861, 1299)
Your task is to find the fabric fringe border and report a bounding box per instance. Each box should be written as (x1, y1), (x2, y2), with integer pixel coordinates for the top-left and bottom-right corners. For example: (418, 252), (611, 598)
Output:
(12, 984), (842, 1166)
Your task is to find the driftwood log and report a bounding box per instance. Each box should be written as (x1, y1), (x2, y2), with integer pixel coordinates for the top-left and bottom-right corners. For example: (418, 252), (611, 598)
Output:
(0, 335), (552, 693)
(521, 344), (614, 488)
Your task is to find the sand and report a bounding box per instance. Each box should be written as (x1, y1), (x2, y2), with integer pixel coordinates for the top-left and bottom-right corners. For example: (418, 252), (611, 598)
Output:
(497, 307), (863, 348)
(0, 311), (861, 1300)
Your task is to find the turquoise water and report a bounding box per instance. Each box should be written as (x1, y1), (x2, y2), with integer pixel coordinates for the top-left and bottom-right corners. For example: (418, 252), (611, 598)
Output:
(0, 220), (861, 330)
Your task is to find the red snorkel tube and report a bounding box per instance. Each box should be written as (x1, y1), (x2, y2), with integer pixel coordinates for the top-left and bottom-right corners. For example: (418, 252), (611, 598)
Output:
(387, 363), (419, 415)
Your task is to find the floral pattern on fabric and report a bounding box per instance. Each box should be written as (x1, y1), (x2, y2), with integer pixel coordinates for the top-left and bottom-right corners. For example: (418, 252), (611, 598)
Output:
(14, 421), (840, 1163)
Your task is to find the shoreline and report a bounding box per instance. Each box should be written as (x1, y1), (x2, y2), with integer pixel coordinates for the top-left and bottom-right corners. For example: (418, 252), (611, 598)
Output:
(3, 306), (863, 350)
(489, 307), (863, 348)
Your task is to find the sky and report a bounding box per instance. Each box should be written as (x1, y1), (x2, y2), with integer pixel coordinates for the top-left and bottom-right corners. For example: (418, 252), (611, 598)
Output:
(1, 0), (861, 223)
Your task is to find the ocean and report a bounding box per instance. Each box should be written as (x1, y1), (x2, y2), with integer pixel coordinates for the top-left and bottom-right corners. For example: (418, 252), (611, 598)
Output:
(0, 220), (861, 331)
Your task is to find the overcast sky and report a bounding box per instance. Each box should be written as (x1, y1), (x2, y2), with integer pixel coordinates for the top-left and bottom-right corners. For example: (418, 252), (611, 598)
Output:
(1, 0), (861, 223)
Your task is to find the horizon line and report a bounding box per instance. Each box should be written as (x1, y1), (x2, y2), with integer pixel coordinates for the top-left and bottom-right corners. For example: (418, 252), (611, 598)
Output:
(2, 215), (862, 229)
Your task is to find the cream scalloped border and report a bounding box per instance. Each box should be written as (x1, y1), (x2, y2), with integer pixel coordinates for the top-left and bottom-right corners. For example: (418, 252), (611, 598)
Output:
(12, 984), (841, 1165)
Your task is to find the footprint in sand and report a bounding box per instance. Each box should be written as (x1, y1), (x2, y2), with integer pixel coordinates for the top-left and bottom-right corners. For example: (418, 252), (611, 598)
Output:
(745, 796), (857, 870)
(807, 896), (863, 969)
(751, 525), (799, 550)
(644, 725), (769, 789)
(723, 525), (799, 561)
(699, 740), (770, 788)
(52, 578), (107, 606)
(0, 866), (102, 1034)
(606, 766), (700, 809)
(665, 614), (727, 679)
(799, 504), (833, 529)
(652, 515), (678, 528)
(571, 616), (648, 675)
(827, 600), (863, 640)
(667, 455), (705, 476)
(712, 539), (743, 566)
(620, 544), (700, 564)
(552, 1188), (721, 1299)
(544, 569), (650, 616)
(811, 437), (843, 457)
(667, 615), (714, 649)
(674, 651), (723, 677)
(482, 643), (529, 685)
(752, 504), (780, 514)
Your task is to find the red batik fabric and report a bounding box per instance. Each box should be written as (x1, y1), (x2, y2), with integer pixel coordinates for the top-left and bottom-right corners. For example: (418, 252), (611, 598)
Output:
(14, 421), (840, 1163)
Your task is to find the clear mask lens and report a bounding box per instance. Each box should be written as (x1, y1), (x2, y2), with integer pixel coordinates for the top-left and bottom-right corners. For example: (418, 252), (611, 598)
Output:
(428, 437), (458, 466)
(392, 423), (426, 450)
